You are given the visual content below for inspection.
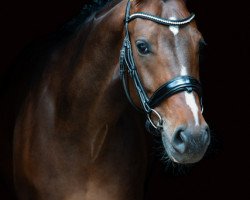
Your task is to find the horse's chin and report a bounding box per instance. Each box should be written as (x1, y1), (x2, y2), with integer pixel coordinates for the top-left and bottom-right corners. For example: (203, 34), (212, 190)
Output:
(162, 136), (207, 165)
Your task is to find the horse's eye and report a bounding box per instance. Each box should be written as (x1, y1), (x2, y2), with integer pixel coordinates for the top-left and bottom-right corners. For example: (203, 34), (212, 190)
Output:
(136, 40), (151, 55)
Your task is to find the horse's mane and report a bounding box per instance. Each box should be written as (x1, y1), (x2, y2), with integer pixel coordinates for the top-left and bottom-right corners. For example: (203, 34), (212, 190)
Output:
(62, 0), (114, 35)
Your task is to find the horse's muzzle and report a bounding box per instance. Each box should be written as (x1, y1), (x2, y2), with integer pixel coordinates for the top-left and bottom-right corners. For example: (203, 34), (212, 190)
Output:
(163, 124), (210, 164)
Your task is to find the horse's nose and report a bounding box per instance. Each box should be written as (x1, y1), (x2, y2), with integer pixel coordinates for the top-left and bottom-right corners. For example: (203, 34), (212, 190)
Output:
(172, 124), (210, 154)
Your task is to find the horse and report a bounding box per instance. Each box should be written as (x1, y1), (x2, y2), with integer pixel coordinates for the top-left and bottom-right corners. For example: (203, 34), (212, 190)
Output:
(1, 0), (210, 199)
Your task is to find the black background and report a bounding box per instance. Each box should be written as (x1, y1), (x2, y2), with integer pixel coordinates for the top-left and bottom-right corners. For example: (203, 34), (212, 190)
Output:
(0, 0), (249, 199)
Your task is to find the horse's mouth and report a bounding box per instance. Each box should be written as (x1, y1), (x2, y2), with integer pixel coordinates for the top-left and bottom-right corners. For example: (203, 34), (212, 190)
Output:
(161, 134), (209, 165)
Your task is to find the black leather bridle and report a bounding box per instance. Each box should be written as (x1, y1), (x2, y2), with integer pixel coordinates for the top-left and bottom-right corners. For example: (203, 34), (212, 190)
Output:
(119, 0), (203, 132)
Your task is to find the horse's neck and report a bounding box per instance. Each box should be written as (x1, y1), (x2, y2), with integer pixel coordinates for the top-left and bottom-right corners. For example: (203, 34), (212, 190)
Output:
(44, 0), (146, 147)
(14, 2), (148, 199)
(50, 1), (127, 125)
(50, 1), (147, 194)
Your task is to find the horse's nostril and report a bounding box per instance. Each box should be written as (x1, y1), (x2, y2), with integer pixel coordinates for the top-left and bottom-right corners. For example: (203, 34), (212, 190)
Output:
(172, 129), (187, 154)
(171, 125), (210, 156)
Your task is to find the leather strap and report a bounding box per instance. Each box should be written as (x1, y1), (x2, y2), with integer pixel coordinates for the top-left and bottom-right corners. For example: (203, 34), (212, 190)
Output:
(148, 76), (202, 108)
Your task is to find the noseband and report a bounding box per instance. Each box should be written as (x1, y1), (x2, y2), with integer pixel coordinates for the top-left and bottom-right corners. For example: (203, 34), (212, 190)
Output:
(119, 1), (203, 131)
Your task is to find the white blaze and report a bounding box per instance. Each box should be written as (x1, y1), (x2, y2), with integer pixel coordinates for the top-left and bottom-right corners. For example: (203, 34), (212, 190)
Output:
(180, 65), (200, 126)
(169, 17), (179, 35)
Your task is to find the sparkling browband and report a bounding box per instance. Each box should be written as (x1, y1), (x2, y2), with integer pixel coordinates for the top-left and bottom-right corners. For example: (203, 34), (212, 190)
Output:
(128, 12), (195, 26)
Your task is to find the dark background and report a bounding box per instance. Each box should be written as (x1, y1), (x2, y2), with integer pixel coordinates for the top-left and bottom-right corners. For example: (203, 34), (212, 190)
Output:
(0, 0), (249, 199)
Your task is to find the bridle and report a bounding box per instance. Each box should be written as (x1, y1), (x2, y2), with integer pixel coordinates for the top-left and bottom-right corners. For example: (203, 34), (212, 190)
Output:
(119, 0), (203, 132)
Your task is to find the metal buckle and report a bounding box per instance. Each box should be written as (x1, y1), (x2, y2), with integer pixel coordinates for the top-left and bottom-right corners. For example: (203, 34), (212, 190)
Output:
(147, 109), (163, 130)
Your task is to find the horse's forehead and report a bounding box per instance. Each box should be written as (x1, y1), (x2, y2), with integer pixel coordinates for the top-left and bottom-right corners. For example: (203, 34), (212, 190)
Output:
(134, 0), (199, 38)
(136, 0), (189, 19)
(163, 1), (191, 20)
(131, 17), (198, 44)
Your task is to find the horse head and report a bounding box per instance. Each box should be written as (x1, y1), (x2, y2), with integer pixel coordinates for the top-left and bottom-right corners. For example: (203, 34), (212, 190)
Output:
(120, 0), (210, 164)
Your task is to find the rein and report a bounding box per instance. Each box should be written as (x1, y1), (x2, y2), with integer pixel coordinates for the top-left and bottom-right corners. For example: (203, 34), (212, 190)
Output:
(119, 0), (203, 131)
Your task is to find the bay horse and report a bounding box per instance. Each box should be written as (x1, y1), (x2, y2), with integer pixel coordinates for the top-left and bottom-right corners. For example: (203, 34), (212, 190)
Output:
(3, 0), (210, 199)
